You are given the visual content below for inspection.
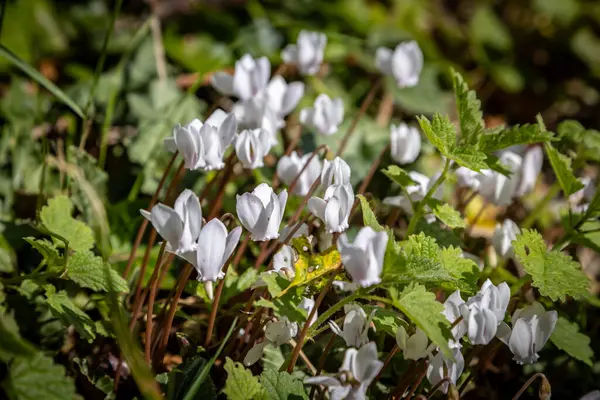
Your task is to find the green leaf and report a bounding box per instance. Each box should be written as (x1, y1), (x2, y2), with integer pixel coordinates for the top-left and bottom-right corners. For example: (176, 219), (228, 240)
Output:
(386, 233), (477, 293)
(0, 311), (38, 363)
(513, 229), (590, 301)
(480, 124), (553, 153)
(3, 353), (78, 400)
(40, 195), (95, 252)
(382, 165), (416, 188)
(557, 120), (585, 141)
(544, 143), (584, 196)
(45, 286), (96, 342)
(0, 234), (16, 273)
(169, 356), (217, 400)
(259, 369), (308, 400)
(23, 237), (63, 268)
(364, 306), (407, 337)
(451, 69), (484, 147)
(550, 316), (594, 366)
(414, 219), (463, 248)
(470, 6), (512, 51)
(255, 292), (307, 324)
(223, 358), (264, 400)
(66, 251), (129, 293)
(432, 204), (466, 229)
(0, 44), (85, 118)
(357, 195), (384, 232)
(417, 113), (455, 157)
(390, 283), (452, 358)
(261, 273), (291, 298)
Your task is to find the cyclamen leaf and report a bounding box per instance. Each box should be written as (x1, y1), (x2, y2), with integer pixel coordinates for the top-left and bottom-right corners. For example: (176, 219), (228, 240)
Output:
(3, 353), (77, 400)
(364, 306), (407, 337)
(390, 283), (452, 358)
(45, 286), (96, 342)
(40, 195), (95, 252)
(255, 293), (307, 324)
(259, 369), (309, 400)
(544, 143), (584, 196)
(358, 195), (384, 232)
(550, 316), (594, 366)
(432, 204), (466, 229)
(452, 69), (484, 147)
(223, 358), (264, 400)
(67, 251), (129, 293)
(513, 229), (590, 301)
(382, 165), (416, 188)
(480, 124), (553, 153)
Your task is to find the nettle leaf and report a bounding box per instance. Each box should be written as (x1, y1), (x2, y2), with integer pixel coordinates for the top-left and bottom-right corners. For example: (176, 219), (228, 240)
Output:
(3, 353), (77, 400)
(45, 286), (96, 342)
(513, 229), (590, 301)
(480, 124), (553, 153)
(418, 113), (487, 171)
(259, 369), (308, 400)
(40, 195), (94, 252)
(544, 143), (584, 196)
(0, 235), (16, 273)
(66, 251), (129, 293)
(415, 219), (463, 248)
(452, 69), (484, 147)
(364, 306), (407, 337)
(0, 310), (38, 363)
(550, 316), (594, 366)
(390, 283), (452, 358)
(358, 195), (384, 232)
(223, 358), (264, 400)
(386, 233), (477, 293)
(432, 204), (466, 229)
(417, 113), (455, 157)
(382, 165), (416, 189)
(23, 237), (63, 268)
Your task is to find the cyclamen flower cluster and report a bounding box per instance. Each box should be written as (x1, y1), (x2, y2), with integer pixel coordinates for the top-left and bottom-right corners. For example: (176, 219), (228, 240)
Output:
(137, 29), (573, 399)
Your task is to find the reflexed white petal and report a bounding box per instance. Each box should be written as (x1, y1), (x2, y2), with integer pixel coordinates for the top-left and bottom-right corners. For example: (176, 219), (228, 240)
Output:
(195, 219), (228, 281)
(243, 340), (268, 366)
(375, 47), (393, 75)
(281, 82), (305, 115)
(236, 193), (263, 233)
(211, 72), (235, 96)
(150, 204), (183, 251)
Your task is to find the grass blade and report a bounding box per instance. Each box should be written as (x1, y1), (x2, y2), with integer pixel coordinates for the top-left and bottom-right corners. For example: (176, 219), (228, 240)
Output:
(0, 43), (85, 119)
(182, 317), (239, 400)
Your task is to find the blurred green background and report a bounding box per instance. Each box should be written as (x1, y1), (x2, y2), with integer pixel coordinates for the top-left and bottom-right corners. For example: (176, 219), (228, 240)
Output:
(1, 0), (600, 397)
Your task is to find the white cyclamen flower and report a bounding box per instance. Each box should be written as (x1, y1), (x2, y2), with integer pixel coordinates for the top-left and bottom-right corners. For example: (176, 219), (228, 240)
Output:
(426, 344), (465, 394)
(244, 317), (298, 366)
(190, 219), (242, 299)
(456, 167), (481, 191)
(516, 146), (543, 196)
(211, 54), (270, 101)
(235, 128), (273, 169)
(497, 302), (557, 364)
(233, 75), (305, 142)
(308, 183), (354, 233)
(140, 189), (201, 255)
(396, 327), (430, 360)
(164, 110), (237, 171)
(321, 157), (351, 189)
(282, 30), (327, 75)
(375, 41), (423, 88)
(236, 183), (288, 241)
(300, 94), (344, 136)
(336, 227), (388, 290)
(299, 296), (318, 327)
(459, 279), (510, 345)
(305, 342), (383, 400)
(276, 151), (322, 196)
(272, 245), (296, 278)
(477, 151), (523, 206)
(443, 291), (467, 341)
(492, 219), (520, 258)
(328, 304), (375, 348)
(390, 123), (421, 165)
(278, 223), (309, 243)
(383, 171), (442, 217)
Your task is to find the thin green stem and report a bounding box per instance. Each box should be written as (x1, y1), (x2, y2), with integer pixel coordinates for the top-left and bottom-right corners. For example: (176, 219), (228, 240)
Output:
(406, 159), (451, 235)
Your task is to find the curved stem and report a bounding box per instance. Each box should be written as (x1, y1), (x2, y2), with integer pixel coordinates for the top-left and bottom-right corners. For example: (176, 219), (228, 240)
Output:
(336, 78), (382, 157)
(512, 373), (547, 400)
